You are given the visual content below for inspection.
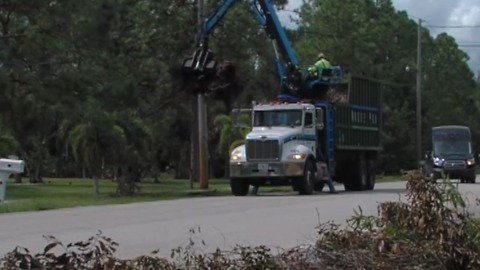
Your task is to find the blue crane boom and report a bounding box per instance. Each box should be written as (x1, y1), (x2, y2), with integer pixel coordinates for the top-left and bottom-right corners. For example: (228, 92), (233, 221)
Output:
(181, 0), (343, 102)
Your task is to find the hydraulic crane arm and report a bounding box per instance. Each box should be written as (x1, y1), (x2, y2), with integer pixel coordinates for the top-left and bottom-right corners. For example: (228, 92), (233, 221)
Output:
(247, 0), (301, 92)
(201, 0), (237, 42)
(249, 0), (299, 69)
(180, 0), (238, 85)
(182, 0), (342, 100)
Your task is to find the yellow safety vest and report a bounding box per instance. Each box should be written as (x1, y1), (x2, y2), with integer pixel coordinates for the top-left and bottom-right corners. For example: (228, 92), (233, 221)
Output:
(314, 58), (331, 69)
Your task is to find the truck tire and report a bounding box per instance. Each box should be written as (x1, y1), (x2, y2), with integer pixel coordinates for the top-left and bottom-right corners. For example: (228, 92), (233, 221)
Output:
(314, 182), (325, 192)
(344, 156), (367, 191)
(230, 178), (250, 196)
(295, 159), (315, 195)
(357, 157), (368, 191)
(365, 159), (376, 190)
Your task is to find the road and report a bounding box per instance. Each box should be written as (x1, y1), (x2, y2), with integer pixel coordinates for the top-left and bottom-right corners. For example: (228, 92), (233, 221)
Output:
(0, 180), (480, 260)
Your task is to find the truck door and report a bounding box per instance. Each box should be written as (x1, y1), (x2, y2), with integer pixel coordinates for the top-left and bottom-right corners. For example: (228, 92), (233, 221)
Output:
(315, 108), (326, 161)
(303, 108), (316, 156)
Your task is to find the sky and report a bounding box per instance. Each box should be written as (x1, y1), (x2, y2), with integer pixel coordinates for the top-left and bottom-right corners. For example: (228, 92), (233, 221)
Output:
(276, 0), (480, 75)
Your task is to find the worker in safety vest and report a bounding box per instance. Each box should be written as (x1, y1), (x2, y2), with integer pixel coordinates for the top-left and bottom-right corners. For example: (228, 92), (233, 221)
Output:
(315, 53), (331, 68)
(307, 53), (332, 79)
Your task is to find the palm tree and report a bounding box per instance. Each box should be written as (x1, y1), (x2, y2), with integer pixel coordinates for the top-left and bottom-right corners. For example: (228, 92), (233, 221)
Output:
(113, 112), (152, 195)
(66, 100), (126, 190)
(214, 112), (251, 177)
(0, 131), (19, 158)
(214, 112), (251, 155)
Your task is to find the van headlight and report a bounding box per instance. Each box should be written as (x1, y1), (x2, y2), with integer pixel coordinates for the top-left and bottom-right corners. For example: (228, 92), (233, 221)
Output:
(433, 157), (444, 166)
(466, 158), (475, 166)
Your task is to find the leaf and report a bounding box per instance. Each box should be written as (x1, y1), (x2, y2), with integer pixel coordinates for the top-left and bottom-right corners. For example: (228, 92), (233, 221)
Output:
(43, 242), (59, 254)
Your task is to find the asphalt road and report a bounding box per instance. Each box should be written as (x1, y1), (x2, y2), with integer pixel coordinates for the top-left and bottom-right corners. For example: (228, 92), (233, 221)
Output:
(1, 179), (480, 260)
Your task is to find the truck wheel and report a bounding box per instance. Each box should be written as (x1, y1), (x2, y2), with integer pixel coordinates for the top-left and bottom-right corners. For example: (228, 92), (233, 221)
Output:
(344, 156), (367, 191)
(365, 159), (376, 190)
(343, 167), (356, 191)
(230, 178), (250, 196)
(314, 182), (325, 192)
(296, 160), (315, 195)
(358, 158), (367, 191)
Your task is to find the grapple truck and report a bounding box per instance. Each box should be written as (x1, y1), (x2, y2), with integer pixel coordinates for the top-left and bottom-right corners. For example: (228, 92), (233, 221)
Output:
(229, 75), (383, 195)
(179, 0), (387, 195)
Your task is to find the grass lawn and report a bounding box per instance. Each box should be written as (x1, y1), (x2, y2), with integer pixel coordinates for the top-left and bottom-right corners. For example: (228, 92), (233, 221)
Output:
(0, 174), (403, 214)
(0, 177), (233, 214)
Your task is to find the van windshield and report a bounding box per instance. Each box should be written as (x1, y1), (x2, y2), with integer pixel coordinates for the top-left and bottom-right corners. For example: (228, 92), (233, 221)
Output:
(253, 110), (302, 127)
(432, 129), (472, 156)
(433, 140), (472, 156)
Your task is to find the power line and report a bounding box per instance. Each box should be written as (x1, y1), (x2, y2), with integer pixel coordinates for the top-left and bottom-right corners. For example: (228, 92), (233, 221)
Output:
(427, 24), (480, 29)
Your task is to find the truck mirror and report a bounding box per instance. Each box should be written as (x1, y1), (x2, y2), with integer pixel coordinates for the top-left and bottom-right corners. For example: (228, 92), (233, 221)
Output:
(315, 108), (324, 130)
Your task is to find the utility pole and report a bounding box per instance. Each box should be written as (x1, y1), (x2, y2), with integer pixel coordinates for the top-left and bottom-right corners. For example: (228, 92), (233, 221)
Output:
(196, 0), (209, 189)
(416, 19), (423, 168)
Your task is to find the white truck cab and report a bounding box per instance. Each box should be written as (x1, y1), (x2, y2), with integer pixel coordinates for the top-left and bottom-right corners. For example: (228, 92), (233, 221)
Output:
(229, 101), (329, 196)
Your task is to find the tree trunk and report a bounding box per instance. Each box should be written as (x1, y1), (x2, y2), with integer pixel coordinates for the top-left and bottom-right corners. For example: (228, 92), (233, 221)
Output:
(36, 164), (43, 183)
(29, 161), (44, 183)
(100, 157), (105, 179)
(82, 163), (86, 179)
(152, 165), (160, 183)
(175, 147), (191, 179)
(93, 175), (100, 197)
(14, 174), (22, 183)
(115, 166), (140, 196)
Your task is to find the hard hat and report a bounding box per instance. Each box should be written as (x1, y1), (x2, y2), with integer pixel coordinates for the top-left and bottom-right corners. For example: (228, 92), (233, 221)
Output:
(317, 53), (325, 59)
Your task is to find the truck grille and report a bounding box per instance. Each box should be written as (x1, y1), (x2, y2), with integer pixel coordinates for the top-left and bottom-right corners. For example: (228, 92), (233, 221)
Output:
(444, 160), (466, 169)
(246, 139), (280, 161)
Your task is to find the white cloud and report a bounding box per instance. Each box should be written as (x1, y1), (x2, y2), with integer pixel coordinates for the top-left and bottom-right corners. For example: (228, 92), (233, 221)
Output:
(276, 0), (480, 74)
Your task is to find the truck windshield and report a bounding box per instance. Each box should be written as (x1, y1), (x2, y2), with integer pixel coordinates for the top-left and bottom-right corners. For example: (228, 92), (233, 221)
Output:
(253, 110), (302, 127)
(432, 129), (472, 156)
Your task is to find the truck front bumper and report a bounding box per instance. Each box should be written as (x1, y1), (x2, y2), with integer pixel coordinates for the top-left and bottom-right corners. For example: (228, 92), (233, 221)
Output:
(229, 161), (304, 178)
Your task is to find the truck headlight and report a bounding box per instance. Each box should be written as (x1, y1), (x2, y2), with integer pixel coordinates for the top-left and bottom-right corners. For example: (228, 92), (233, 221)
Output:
(466, 158), (475, 166)
(230, 151), (243, 161)
(288, 153), (306, 160)
(433, 157), (444, 166)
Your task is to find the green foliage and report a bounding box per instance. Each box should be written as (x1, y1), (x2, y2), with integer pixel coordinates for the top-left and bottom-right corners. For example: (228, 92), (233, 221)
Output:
(0, 0), (478, 180)
(319, 170), (480, 269)
(67, 99), (127, 175)
(213, 113), (251, 156)
(0, 125), (19, 157)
